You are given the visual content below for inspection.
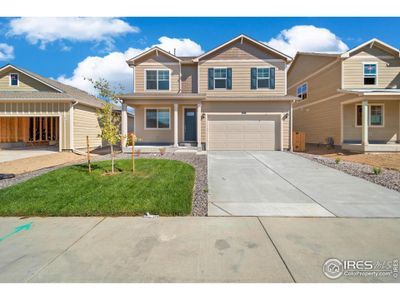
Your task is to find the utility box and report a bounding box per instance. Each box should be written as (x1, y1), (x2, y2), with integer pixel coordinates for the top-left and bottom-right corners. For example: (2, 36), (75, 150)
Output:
(293, 131), (305, 152)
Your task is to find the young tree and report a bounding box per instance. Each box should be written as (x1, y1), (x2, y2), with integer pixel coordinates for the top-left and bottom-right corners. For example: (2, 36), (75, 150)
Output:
(96, 103), (121, 173)
(88, 78), (123, 174)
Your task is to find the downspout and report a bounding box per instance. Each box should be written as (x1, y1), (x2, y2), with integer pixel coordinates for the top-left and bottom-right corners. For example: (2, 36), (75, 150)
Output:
(69, 100), (78, 152)
(290, 100), (294, 152)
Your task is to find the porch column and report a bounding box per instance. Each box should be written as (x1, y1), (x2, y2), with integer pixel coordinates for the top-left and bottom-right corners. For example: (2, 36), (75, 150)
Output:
(362, 100), (369, 146)
(121, 102), (128, 147)
(197, 103), (202, 148)
(174, 103), (179, 147)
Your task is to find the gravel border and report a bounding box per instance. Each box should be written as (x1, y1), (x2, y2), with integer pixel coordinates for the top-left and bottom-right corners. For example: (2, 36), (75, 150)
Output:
(0, 152), (208, 216)
(294, 152), (400, 193)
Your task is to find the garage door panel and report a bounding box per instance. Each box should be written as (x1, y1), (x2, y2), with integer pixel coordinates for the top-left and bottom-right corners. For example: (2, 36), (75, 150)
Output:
(208, 115), (278, 151)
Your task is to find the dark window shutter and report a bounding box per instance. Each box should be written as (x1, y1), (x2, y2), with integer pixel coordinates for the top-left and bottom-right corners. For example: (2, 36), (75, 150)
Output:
(251, 68), (257, 89)
(270, 67), (275, 89)
(208, 68), (214, 90)
(227, 68), (232, 90)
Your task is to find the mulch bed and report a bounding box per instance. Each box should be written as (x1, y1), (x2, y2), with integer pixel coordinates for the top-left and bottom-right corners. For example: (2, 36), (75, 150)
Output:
(295, 152), (400, 193)
(0, 152), (208, 216)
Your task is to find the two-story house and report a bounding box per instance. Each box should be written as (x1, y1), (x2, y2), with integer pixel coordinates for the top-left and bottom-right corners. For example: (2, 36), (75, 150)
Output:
(119, 34), (297, 151)
(288, 39), (400, 152)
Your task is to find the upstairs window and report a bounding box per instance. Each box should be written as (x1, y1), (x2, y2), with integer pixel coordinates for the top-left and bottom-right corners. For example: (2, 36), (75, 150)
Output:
(251, 67), (275, 90)
(10, 73), (19, 86)
(296, 83), (308, 100)
(146, 70), (170, 91)
(363, 63), (377, 85)
(214, 68), (227, 89)
(208, 68), (232, 90)
(256, 68), (270, 88)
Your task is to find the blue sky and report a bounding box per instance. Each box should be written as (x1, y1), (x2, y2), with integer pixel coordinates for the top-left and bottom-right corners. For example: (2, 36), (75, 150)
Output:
(1, 17), (400, 93)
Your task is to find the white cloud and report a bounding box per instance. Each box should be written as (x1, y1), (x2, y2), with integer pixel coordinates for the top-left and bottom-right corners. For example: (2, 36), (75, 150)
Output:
(0, 43), (15, 61)
(154, 36), (203, 56)
(57, 36), (203, 94)
(7, 17), (139, 50)
(266, 25), (349, 57)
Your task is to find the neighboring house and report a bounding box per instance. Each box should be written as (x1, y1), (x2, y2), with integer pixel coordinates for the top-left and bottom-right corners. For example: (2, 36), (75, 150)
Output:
(119, 34), (297, 151)
(288, 39), (400, 152)
(112, 106), (135, 133)
(0, 64), (116, 151)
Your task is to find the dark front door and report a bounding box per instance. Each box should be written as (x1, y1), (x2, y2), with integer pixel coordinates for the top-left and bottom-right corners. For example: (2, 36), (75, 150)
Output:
(184, 108), (197, 141)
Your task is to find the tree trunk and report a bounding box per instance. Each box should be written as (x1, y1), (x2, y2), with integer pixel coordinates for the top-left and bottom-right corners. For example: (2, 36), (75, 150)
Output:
(110, 144), (115, 173)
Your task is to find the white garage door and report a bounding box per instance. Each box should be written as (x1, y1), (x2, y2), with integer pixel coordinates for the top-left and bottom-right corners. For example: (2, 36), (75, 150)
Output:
(207, 114), (279, 151)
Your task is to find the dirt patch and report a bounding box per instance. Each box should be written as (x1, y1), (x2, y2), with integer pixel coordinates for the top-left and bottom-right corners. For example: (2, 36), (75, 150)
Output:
(0, 152), (84, 175)
(295, 152), (400, 193)
(302, 144), (400, 171)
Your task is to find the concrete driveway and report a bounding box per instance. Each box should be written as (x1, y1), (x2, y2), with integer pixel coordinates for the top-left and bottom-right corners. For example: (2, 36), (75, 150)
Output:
(0, 217), (399, 283)
(0, 147), (58, 163)
(208, 151), (400, 217)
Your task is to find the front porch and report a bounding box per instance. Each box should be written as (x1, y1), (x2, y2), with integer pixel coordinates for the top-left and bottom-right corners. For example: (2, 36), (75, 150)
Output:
(118, 94), (205, 152)
(341, 96), (400, 153)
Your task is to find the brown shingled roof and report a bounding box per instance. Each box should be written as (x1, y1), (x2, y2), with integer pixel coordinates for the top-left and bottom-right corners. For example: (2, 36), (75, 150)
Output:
(0, 64), (106, 108)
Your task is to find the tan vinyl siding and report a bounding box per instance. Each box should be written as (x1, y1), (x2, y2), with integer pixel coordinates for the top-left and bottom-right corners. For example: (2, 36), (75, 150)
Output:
(288, 55), (338, 90)
(200, 40), (280, 61)
(134, 52), (180, 93)
(0, 101), (72, 150)
(343, 100), (399, 143)
(290, 58), (346, 146)
(343, 46), (400, 89)
(202, 101), (291, 150)
(132, 104), (175, 144)
(199, 60), (286, 96)
(201, 115), (206, 143)
(293, 99), (342, 145)
(290, 60), (341, 107)
(181, 64), (198, 93)
(0, 70), (57, 92)
(73, 104), (102, 149)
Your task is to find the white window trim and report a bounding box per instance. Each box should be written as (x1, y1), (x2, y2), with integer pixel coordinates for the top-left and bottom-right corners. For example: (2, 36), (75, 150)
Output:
(254, 67), (272, 90)
(213, 67), (228, 90)
(296, 82), (308, 100)
(354, 103), (385, 128)
(9, 73), (19, 87)
(362, 62), (378, 87)
(144, 107), (171, 130)
(144, 69), (171, 92)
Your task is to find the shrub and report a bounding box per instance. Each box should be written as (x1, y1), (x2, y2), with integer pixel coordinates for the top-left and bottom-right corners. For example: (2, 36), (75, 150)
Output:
(372, 166), (382, 175)
(335, 157), (341, 164)
(159, 147), (166, 156)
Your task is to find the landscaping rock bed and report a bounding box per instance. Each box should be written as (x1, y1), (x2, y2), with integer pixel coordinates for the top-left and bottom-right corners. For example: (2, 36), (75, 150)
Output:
(295, 152), (400, 193)
(0, 152), (208, 216)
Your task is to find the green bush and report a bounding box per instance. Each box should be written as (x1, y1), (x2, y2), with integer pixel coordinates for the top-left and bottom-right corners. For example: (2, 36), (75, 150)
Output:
(372, 166), (382, 175)
(335, 157), (341, 164)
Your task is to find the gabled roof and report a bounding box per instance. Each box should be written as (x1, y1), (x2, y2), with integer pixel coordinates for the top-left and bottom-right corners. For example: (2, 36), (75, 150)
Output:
(127, 47), (182, 66)
(288, 52), (340, 73)
(0, 64), (64, 93)
(193, 34), (292, 62)
(341, 38), (400, 58)
(0, 64), (105, 108)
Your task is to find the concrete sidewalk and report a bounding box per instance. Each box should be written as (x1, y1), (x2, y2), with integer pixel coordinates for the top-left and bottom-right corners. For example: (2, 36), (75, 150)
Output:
(0, 217), (399, 283)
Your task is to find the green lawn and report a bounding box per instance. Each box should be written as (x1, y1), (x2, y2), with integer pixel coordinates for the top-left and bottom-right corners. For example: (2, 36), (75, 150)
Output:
(0, 159), (195, 216)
